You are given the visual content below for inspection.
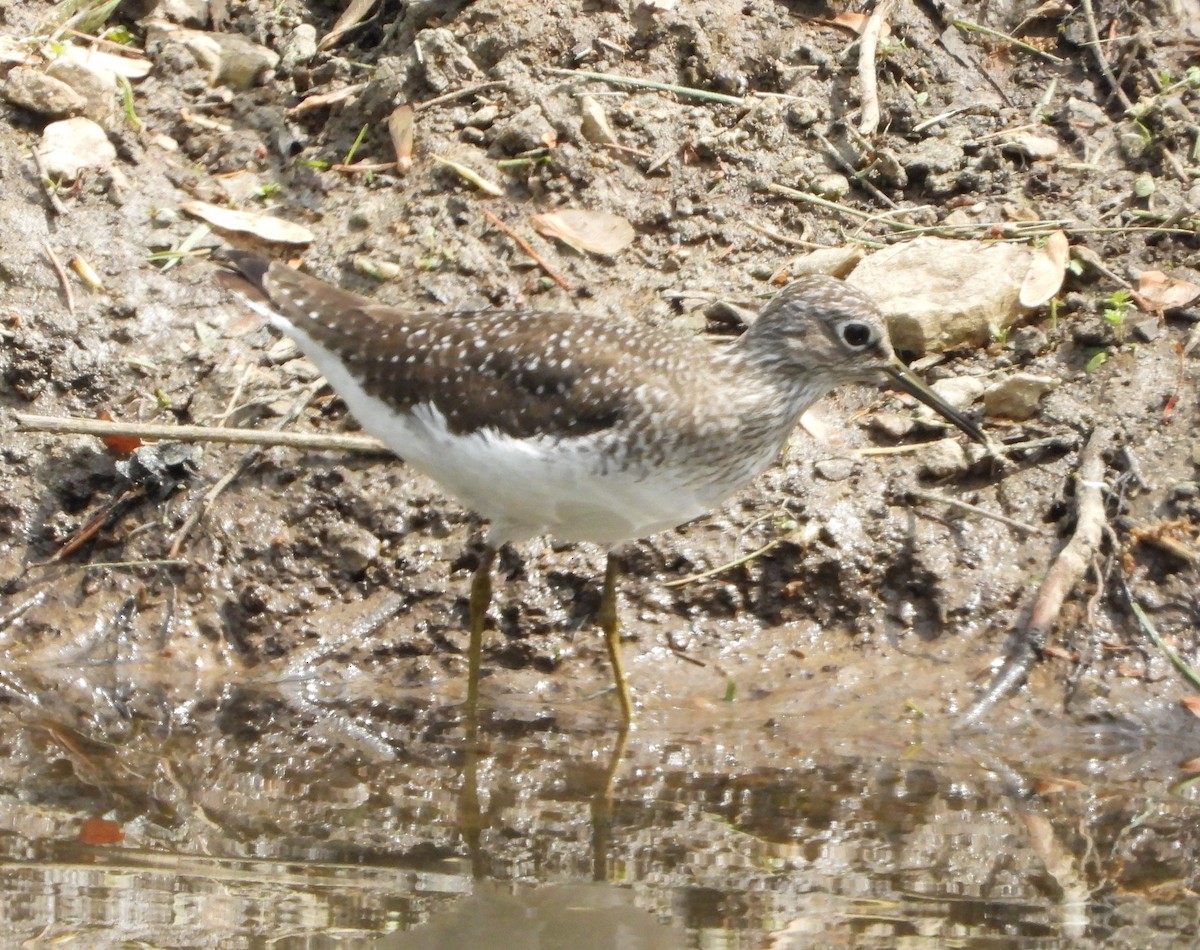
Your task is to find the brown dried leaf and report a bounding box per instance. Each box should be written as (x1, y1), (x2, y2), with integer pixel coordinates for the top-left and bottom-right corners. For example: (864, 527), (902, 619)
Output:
(95, 410), (141, 455)
(1181, 695), (1200, 718)
(179, 200), (314, 245)
(1019, 230), (1068, 307)
(79, 817), (125, 846)
(1134, 270), (1200, 312)
(1180, 756), (1200, 774)
(388, 103), (414, 174)
(530, 209), (634, 256)
(286, 83), (366, 117)
(318, 0), (379, 51)
(828, 12), (891, 36)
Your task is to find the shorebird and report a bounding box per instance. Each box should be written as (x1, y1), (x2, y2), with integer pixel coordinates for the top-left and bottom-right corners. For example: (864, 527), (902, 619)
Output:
(223, 255), (985, 723)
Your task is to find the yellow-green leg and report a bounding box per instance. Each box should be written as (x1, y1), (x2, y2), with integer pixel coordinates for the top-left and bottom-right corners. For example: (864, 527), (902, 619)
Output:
(466, 545), (496, 718)
(598, 552), (634, 725)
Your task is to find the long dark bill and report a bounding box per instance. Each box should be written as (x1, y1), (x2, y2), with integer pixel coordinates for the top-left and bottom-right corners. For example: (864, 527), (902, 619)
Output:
(883, 360), (988, 444)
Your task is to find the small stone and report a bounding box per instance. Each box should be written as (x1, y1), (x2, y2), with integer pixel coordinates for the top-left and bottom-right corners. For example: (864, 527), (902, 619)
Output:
(983, 373), (1059, 420)
(156, 25), (280, 89)
(37, 117), (116, 179)
(929, 376), (986, 409)
(812, 173), (850, 199)
(1131, 317), (1162, 342)
(1011, 325), (1050, 359)
(492, 104), (555, 154)
(869, 411), (915, 440)
(3, 67), (86, 118)
(155, 0), (211, 26)
(46, 59), (118, 127)
(323, 522), (382, 575)
(279, 23), (317, 73)
(919, 439), (969, 479)
(353, 256), (402, 281)
(466, 105), (500, 129)
(814, 458), (855, 481)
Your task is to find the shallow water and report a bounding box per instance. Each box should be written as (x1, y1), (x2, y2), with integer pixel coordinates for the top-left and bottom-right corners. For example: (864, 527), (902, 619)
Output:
(0, 657), (1197, 950)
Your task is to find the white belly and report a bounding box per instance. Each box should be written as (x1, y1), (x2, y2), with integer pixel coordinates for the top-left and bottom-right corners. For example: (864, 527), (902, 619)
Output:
(279, 318), (772, 546)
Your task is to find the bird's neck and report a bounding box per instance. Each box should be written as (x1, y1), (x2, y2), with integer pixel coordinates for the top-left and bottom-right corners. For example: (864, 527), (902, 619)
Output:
(715, 344), (834, 432)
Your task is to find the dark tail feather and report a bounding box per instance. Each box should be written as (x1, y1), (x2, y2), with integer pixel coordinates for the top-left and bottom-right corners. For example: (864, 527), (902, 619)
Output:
(213, 248), (274, 304)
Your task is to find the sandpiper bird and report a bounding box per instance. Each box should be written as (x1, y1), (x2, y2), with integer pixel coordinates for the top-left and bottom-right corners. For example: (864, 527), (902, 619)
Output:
(222, 255), (986, 722)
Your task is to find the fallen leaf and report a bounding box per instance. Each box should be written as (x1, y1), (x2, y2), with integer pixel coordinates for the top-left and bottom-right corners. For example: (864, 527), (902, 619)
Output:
(318, 0), (380, 51)
(1019, 230), (1068, 307)
(80, 817), (125, 845)
(1180, 756), (1200, 774)
(579, 94), (618, 146)
(96, 410), (141, 455)
(1181, 696), (1200, 718)
(388, 103), (414, 173)
(431, 154), (504, 196)
(530, 208), (634, 255)
(179, 200), (314, 244)
(286, 83), (366, 117)
(1134, 270), (1200, 312)
(828, 12), (891, 37)
(58, 42), (152, 79)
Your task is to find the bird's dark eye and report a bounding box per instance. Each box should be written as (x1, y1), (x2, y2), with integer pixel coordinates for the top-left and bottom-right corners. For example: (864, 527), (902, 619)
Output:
(841, 322), (872, 347)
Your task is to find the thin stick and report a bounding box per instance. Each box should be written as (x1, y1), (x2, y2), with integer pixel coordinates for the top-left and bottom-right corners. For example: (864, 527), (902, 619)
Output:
(663, 531), (798, 588)
(168, 384), (321, 558)
(12, 413), (390, 454)
(811, 129), (897, 207)
(416, 80), (509, 111)
(545, 67), (746, 106)
(31, 148), (69, 216)
(857, 0), (895, 135)
(42, 242), (75, 314)
(953, 19), (1065, 63)
(957, 427), (1111, 728)
(1079, 0), (1135, 111)
(481, 209), (572, 292)
(330, 161), (398, 173)
(908, 488), (1046, 536)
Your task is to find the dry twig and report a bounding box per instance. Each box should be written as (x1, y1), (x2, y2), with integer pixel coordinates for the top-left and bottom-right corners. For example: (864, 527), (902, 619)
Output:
(42, 242), (75, 314)
(857, 0), (894, 135)
(481, 209), (572, 292)
(957, 427), (1112, 727)
(13, 413), (389, 454)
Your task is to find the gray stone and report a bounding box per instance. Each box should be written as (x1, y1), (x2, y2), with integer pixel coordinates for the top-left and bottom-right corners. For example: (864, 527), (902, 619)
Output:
(814, 458), (856, 481)
(3, 67), (85, 118)
(919, 439), (969, 479)
(848, 236), (1035, 353)
(493, 104), (555, 154)
(46, 59), (118, 127)
(983, 373), (1059, 420)
(279, 24), (317, 74)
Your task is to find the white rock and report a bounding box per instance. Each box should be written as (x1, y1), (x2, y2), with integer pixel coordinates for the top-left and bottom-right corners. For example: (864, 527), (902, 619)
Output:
(37, 117), (117, 180)
(848, 236), (1034, 353)
(983, 373), (1059, 420)
(3, 67), (85, 118)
